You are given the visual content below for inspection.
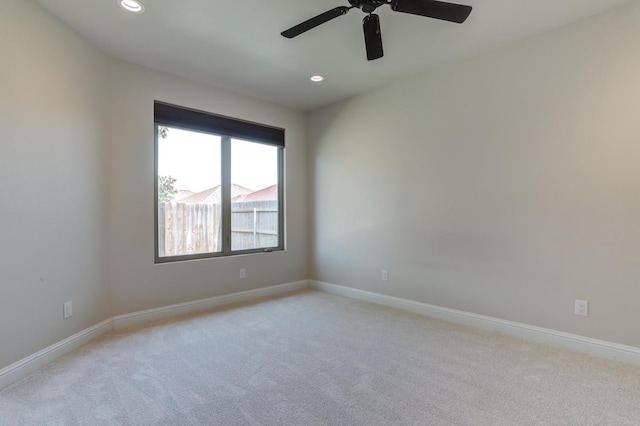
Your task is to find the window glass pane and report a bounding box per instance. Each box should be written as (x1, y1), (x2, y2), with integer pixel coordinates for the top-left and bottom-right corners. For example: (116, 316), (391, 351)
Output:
(230, 139), (279, 251)
(157, 126), (222, 257)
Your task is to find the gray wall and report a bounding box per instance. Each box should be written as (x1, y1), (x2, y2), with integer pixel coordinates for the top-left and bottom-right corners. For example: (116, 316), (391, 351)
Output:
(0, 0), (112, 368)
(309, 3), (640, 348)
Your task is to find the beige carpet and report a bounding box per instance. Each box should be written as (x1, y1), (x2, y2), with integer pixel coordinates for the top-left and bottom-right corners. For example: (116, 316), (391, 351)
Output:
(1, 290), (639, 425)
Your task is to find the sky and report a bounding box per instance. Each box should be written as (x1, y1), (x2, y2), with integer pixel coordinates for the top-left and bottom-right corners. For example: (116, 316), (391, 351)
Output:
(158, 127), (277, 193)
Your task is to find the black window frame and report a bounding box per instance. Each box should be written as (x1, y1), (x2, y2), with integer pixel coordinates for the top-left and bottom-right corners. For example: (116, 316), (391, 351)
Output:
(154, 101), (285, 263)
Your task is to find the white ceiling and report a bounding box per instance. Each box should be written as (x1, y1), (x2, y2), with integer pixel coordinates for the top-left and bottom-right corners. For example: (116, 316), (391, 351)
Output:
(36, 0), (631, 111)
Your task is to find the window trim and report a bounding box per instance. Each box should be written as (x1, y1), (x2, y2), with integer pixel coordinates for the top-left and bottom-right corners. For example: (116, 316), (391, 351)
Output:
(154, 101), (285, 264)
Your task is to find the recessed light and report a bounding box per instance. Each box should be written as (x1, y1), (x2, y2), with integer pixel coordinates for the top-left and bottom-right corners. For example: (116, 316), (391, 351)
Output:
(119, 0), (145, 13)
(310, 75), (324, 83)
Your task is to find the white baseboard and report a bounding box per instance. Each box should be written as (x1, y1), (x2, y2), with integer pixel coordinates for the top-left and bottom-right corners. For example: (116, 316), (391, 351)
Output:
(6, 279), (637, 392)
(0, 280), (310, 390)
(0, 319), (114, 390)
(311, 280), (640, 367)
(112, 280), (309, 329)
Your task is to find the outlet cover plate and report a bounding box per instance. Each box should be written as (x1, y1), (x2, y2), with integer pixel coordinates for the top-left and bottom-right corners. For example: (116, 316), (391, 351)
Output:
(575, 299), (588, 317)
(63, 301), (73, 319)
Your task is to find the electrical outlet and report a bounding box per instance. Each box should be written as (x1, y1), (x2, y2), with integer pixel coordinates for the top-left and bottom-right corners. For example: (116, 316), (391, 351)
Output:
(240, 268), (246, 279)
(381, 270), (389, 281)
(63, 301), (73, 319)
(575, 299), (588, 317)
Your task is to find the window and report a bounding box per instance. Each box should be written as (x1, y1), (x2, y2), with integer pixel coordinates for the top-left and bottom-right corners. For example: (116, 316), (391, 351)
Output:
(154, 101), (284, 263)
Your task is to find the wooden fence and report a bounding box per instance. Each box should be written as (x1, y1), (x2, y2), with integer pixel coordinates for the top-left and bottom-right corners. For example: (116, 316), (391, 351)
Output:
(231, 200), (279, 250)
(158, 203), (221, 257)
(158, 200), (278, 257)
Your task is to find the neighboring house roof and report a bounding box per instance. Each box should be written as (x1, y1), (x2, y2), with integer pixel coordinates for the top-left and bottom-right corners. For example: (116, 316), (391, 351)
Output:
(174, 189), (194, 201)
(232, 184), (277, 202)
(178, 186), (220, 204)
(178, 184), (254, 204)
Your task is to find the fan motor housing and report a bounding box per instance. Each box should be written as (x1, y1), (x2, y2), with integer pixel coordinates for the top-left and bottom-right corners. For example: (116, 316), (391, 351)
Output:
(348, 0), (387, 13)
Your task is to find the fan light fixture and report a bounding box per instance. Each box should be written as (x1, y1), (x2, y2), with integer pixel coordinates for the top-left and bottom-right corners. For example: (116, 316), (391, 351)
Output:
(310, 75), (324, 82)
(119, 0), (145, 13)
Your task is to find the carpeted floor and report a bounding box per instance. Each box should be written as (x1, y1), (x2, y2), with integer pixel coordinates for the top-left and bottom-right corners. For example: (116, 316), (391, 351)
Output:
(1, 289), (639, 425)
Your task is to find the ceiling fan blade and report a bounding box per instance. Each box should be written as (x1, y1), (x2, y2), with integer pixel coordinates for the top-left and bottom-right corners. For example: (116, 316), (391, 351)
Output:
(281, 6), (351, 38)
(363, 14), (383, 61)
(390, 0), (472, 24)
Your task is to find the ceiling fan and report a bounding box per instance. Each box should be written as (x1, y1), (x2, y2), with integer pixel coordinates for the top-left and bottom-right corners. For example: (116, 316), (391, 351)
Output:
(281, 0), (472, 61)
